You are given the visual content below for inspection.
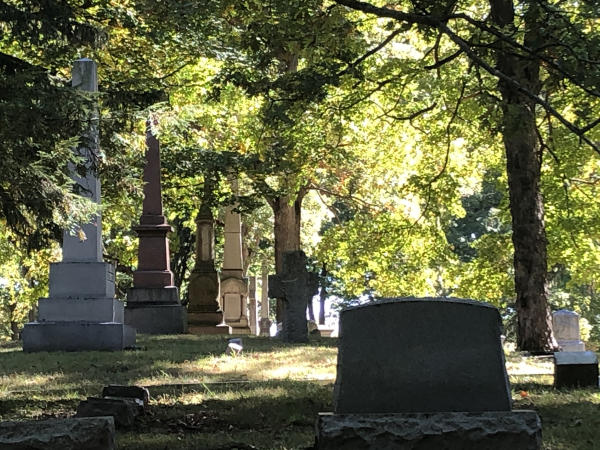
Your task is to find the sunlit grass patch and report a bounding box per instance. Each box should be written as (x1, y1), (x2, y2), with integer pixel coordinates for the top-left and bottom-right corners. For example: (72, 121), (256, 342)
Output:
(1, 335), (598, 449)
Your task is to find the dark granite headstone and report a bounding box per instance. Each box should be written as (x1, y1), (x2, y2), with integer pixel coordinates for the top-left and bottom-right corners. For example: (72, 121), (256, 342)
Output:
(269, 251), (318, 343)
(334, 298), (511, 413)
(315, 297), (542, 449)
(554, 351), (599, 389)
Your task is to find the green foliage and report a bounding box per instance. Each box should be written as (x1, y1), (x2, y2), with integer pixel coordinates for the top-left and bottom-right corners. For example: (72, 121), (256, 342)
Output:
(0, 224), (57, 340)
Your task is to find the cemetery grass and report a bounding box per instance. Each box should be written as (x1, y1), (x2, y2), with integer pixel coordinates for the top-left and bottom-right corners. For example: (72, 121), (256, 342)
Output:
(0, 337), (598, 449)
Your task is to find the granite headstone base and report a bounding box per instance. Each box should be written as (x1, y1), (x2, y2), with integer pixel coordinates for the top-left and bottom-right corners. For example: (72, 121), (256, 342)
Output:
(0, 416), (115, 450)
(125, 287), (187, 334)
(22, 322), (135, 352)
(124, 305), (187, 334)
(315, 411), (542, 450)
(228, 323), (252, 335)
(126, 286), (179, 304)
(49, 261), (116, 298)
(554, 351), (599, 389)
(557, 340), (585, 352)
(187, 311), (231, 335)
(38, 298), (124, 323)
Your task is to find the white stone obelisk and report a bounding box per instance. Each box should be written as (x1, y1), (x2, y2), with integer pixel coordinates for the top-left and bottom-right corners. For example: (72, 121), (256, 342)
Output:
(22, 59), (135, 351)
(248, 276), (258, 335)
(220, 178), (250, 333)
(259, 266), (272, 336)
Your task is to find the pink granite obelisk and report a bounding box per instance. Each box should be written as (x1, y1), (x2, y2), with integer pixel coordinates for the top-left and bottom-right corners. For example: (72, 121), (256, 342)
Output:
(125, 121), (186, 334)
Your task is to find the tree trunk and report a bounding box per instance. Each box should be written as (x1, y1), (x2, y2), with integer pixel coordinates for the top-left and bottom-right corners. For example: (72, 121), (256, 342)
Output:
(171, 216), (195, 303)
(318, 265), (327, 325)
(307, 297), (315, 321)
(490, 0), (556, 352)
(270, 190), (306, 322)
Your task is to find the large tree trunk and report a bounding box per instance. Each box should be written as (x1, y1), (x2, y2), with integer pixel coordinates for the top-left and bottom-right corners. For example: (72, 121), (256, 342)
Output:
(270, 190), (306, 322)
(490, 0), (556, 352)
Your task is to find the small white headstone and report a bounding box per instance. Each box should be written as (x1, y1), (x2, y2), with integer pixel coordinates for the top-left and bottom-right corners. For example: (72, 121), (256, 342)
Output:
(552, 310), (585, 351)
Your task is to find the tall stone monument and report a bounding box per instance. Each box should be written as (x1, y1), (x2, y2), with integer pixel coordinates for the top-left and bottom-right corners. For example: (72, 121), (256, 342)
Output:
(552, 309), (585, 351)
(22, 59), (135, 351)
(124, 123), (186, 334)
(248, 276), (258, 335)
(259, 268), (271, 336)
(220, 188), (250, 334)
(269, 250), (319, 343)
(187, 197), (230, 334)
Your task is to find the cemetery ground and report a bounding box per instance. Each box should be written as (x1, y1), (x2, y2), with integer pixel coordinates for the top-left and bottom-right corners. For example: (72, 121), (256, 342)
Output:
(0, 336), (598, 450)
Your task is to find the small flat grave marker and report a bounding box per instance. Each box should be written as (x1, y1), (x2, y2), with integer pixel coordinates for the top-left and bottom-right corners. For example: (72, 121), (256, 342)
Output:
(0, 416), (115, 450)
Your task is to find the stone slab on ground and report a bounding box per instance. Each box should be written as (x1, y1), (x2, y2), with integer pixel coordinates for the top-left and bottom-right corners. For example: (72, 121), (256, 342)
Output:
(76, 397), (140, 428)
(334, 298), (511, 413)
(554, 351), (599, 389)
(315, 411), (542, 450)
(0, 416), (115, 450)
(22, 322), (135, 352)
(102, 385), (150, 407)
(124, 304), (187, 334)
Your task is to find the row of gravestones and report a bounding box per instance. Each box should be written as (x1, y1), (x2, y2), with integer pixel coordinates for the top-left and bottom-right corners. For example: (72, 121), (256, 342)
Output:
(5, 298), (599, 448)
(20, 59), (322, 352)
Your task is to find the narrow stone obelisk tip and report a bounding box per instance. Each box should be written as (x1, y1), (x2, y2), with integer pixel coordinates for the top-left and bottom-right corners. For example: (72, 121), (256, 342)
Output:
(141, 121), (164, 219)
(62, 58), (102, 263)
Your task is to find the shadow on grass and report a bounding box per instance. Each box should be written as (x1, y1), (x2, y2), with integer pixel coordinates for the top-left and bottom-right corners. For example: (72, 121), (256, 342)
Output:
(0, 335), (337, 421)
(119, 379), (330, 450)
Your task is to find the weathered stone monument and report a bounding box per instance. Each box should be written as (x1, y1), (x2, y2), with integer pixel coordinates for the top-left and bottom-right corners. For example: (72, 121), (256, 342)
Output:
(315, 297), (542, 449)
(187, 199), (230, 334)
(554, 351), (599, 389)
(22, 59), (135, 352)
(552, 309), (585, 351)
(124, 123), (186, 334)
(269, 250), (318, 343)
(220, 192), (250, 334)
(259, 268), (271, 336)
(248, 276), (258, 335)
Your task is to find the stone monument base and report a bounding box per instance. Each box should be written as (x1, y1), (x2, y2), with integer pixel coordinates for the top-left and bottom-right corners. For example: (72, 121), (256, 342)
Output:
(22, 322), (136, 352)
(557, 339), (585, 352)
(317, 327), (334, 337)
(125, 287), (187, 334)
(125, 305), (187, 334)
(315, 411), (542, 450)
(38, 297), (124, 323)
(228, 323), (252, 335)
(554, 351), (599, 388)
(187, 312), (231, 335)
